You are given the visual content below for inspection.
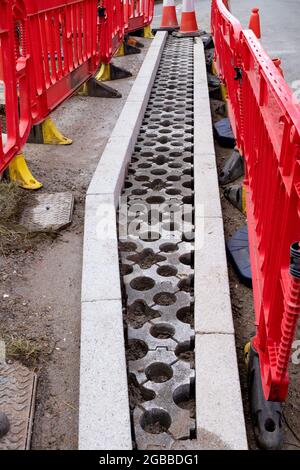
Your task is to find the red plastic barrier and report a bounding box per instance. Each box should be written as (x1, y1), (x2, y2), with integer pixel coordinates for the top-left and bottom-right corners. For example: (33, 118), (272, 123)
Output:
(0, 0), (32, 173)
(0, 0), (154, 172)
(98, 0), (124, 64)
(241, 30), (300, 401)
(123, 0), (154, 34)
(212, 0), (300, 402)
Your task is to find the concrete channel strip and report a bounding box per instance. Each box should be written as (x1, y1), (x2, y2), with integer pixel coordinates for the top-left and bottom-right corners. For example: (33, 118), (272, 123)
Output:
(79, 31), (248, 450)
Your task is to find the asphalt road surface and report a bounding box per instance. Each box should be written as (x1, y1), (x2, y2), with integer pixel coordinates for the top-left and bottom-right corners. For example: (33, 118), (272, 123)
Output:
(153, 0), (300, 85)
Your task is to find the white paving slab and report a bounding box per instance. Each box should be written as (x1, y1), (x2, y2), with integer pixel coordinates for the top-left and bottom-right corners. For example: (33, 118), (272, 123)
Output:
(194, 217), (234, 335)
(196, 333), (248, 450)
(79, 300), (131, 450)
(81, 194), (121, 303)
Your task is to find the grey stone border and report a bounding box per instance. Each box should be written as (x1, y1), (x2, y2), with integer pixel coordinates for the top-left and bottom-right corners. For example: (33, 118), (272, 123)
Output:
(193, 38), (248, 450)
(79, 31), (168, 450)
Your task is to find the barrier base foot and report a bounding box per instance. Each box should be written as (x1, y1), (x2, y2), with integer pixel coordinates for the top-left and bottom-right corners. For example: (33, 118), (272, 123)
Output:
(132, 26), (154, 39)
(115, 41), (141, 57)
(77, 81), (122, 98)
(85, 78), (121, 98)
(213, 117), (235, 148)
(201, 33), (214, 50)
(205, 49), (214, 73)
(208, 74), (222, 100)
(127, 37), (144, 48)
(28, 118), (72, 145)
(226, 224), (252, 287)
(211, 60), (218, 76)
(8, 154), (43, 190)
(95, 63), (132, 82)
(219, 148), (244, 185)
(247, 344), (283, 450)
(224, 184), (247, 215)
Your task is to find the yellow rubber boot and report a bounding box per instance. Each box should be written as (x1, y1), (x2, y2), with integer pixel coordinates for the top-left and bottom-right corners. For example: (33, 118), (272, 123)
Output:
(42, 117), (72, 145)
(212, 60), (218, 76)
(143, 25), (154, 39)
(114, 43), (125, 57)
(9, 154), (43, 190)
(95, 63), (111, 82)
(77, 83), (89, 96)
(244, 342), (251, 368)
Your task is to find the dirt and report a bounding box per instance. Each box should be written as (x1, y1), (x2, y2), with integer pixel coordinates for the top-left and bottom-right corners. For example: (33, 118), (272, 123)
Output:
(127, 249), (166, 269)
(209, 95), (300, 449)
(128, 374), (155, 410)
(144, 421), (169, 435)
(153, 292), (176, 306)
(0, 40), (151, 449)
(176, 398), (196, 419)
(127, 300), (160, 329)
(178, 275), (194, 294)
(176, 350), (195, 368)
(127, 338), (148, 361)
(177, 306), (194, 327)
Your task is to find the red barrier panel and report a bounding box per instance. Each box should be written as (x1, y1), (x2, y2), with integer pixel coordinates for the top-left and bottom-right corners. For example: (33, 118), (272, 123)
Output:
(241, 30), (300, 401)
(24, 0), (100, 124)
(0, 0), (32, 173)
(98, 0), (124, 64)
(123, 0), (154, 34)
(211, 0), (243, 151)
(212, 0), (300, 403)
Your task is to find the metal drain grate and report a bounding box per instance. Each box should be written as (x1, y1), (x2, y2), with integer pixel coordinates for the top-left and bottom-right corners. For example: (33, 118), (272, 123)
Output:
(0, 362), (37, 450)
(19, 192), (74, 232)
(119, 36), (195, 450)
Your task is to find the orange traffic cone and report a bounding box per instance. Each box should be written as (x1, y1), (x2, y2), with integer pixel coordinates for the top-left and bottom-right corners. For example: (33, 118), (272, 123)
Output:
(175, 0), (201, 37)
(249, 7), (261, 39)
(159, 0), (179, 31)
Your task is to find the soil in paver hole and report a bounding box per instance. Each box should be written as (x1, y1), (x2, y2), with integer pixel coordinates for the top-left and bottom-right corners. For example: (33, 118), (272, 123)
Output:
(156, 333), (170, 339)
(177, 306), (194, 327)
(178, 276), (194, 294)
(177, 351), (195, 368)
(119, 241), (138, 252)
(145, 179), (167, 191)
(154, 292), (176, 306)
(127, 340), (148, 361)
(144, 421), (169, 435)
(154, 373), (170, 382)
(127, 300), (160, 329)
(177, 398), (196, 419)
(130, 277), (155, 291)
(128, 375), (155, 409)
(127, 249), (166, 269)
